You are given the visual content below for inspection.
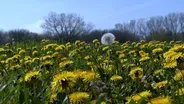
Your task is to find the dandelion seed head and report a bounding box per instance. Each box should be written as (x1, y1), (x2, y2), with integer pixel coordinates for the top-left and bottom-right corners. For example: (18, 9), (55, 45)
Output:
(101, 33), (115, 45)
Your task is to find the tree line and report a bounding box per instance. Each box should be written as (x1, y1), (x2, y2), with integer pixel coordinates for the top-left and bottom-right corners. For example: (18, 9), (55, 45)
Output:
(0, 12), (184, 45)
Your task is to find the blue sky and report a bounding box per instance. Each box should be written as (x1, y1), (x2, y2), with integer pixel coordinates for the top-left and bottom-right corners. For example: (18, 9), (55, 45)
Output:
(0, 0), (183, 33)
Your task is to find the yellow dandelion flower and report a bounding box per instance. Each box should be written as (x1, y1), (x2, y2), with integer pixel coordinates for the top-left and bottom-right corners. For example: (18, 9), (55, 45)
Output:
(139, 56), (150, 62)
(153, 69), (165, 75)
(32, 50), (38, 56)
(163, 60), (177, 69)
(75, 40), (81, 46)
(10, 64), (21, 70)
(119, 53), (125, 59)
(132, 42), (136, 45)
(103, 59), (109, 63)
(80, 41), (86, 46)
(139, 51), (149, 57)
(66, 42), (71, 46)
(170, 52), (182, 61)
(113, 40), (119, 44)
(24, 56), (32, 61)
(32, 57), (40, 62)
(93, 39), (99, 44)
(32, 46), (37, 50)
(101, 64), (113, 71)
(5, 42), (10, 46)
(153, 58), (159, 62)
(110, 75), (123, 81)
(69, 50), (77, 57)
(163, 51), (182, 62)
(170, 41), (174, 44)
(73, 70), (87, 79)
(1, 54), (7, 58)
(16, 48), (22, 52)
(66, 43), (72, 49)
(152, 80), (168, 89)
(152, 48), (163, 54)
(0, 48), (4, 52)
(170, 45), (184, 52)
(60, 57), (68, 61)
(134, 43), (141, 48)
(129, 67), (143, 80)
(50, 93), (57, 103)
(100, 101), (107, 104)
(102, 46), (109, 51)
(148, 96), (171, 104)
(45, 43), (58, 49)
(95, 41), (100, 45)
(19, 49), (26, 54)
(175, 87), (184, 96)
(90, 100), (96, 104)
(12, 54), (20, 59)
(87, 62), (93, 66)
(41, 39), (49, 44)
(69, 92), (89, 104)
(52, 52), (60, 58)
(174, 70), (184, 80)
(41, 47), (46, 51)
(59, 60), (73, 68)
(140, 44), (147, 49)
(122, 45), (129, 49)
(126, 90), (152, 103)
(84, 55), (91, 60)
(47, 51), (53, 55)
(0, 60), (6, 65)
(163, 51), (175, 59)
(24, 70), (41, 82)
(42, 55), (52, 61)
(132, 91), (152, 101)
(55, 45), (65, 51)
(5, 49), (13, 53)
(120, 59), (128, 63)
(41, 61), (53, 67)
(82, 71), (100, 82)
(51, 71), (77, 92)
(97, 56), (103, 61)
(5, 57), (13, 63)
(128, 50), (136, 54)
(24, 60), (32, 65)
(129, 64), (136, 67)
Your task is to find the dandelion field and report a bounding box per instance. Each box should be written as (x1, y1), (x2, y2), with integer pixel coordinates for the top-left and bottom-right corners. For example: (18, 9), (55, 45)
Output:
(0, 39), (184, 104)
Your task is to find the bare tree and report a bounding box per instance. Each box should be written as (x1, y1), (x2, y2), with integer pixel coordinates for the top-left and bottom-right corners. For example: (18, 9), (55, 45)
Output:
(178, 12), (184, 33)
(163, 13), (180, 40)
(146, 16), (165, 32)
(129, 20), (137, 34)
(0, 30), (7, 45)
(136, 18), (150, 40)
(41, 12), (93, 42)
(7, 29), (31, 42)
(115, 23), (127, 31)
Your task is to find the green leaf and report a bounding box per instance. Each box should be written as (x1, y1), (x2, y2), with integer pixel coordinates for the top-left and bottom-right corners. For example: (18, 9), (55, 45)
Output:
(19, 90), (25, 104)
(96, 93), (107, 104)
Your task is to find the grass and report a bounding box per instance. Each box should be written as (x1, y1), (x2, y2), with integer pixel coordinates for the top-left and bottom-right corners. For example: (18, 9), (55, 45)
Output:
(0, 39), (183, 104)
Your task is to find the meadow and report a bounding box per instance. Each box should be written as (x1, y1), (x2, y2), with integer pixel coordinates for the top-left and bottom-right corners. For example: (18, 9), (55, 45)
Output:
(0, 39), (184, 104)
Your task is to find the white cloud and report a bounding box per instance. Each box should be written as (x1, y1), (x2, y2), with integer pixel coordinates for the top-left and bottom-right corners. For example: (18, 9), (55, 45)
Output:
(22, 19), (44, 33)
